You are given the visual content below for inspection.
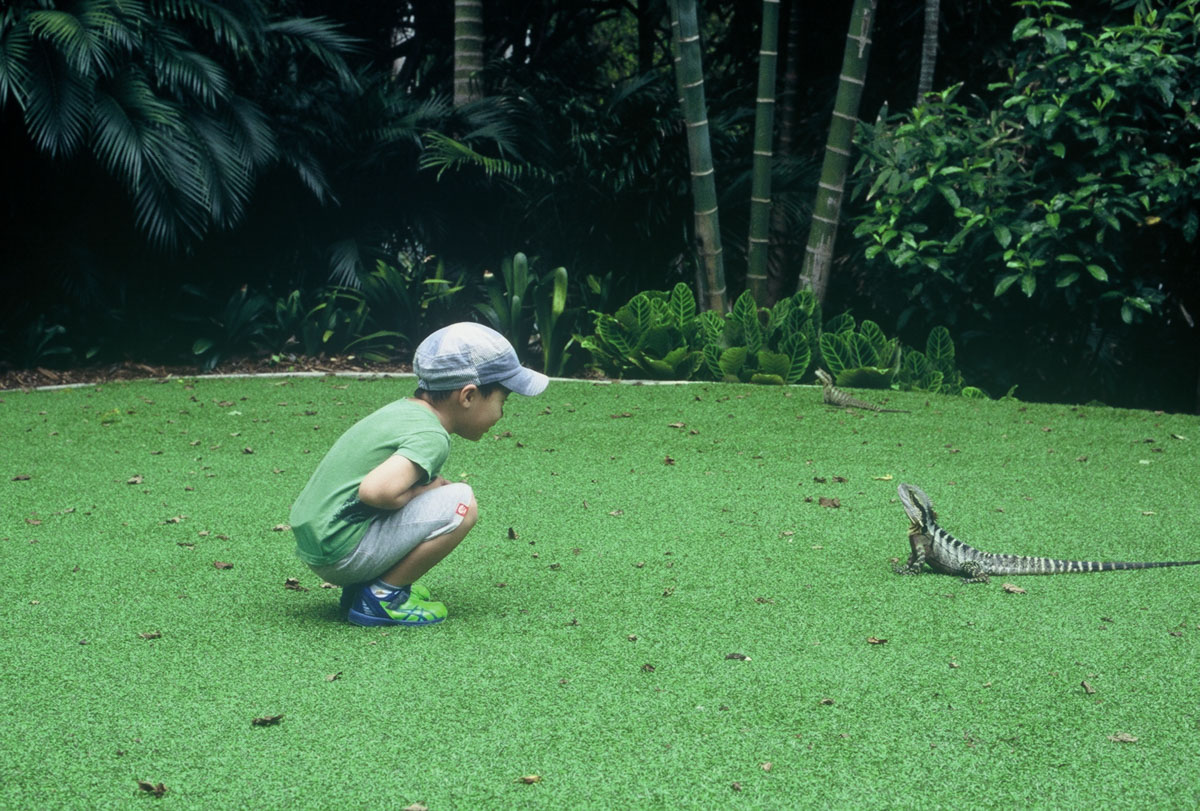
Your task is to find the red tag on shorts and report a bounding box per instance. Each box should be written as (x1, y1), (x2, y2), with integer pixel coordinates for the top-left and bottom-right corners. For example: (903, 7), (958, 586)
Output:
(456, 503), (469, 517)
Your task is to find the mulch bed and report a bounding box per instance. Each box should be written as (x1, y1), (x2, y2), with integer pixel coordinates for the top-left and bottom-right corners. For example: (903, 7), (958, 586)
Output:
(0, 356), (415, 391)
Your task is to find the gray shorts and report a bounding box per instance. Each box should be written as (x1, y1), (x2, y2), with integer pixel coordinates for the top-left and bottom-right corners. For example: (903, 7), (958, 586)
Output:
(308, 482), (474, 585)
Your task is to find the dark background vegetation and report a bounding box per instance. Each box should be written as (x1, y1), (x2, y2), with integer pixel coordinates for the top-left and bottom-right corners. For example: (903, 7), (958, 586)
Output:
(2, 0), (1198, 411)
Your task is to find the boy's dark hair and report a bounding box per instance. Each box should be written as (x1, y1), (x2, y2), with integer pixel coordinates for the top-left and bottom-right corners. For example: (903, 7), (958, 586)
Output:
(414, 381), (510, 402)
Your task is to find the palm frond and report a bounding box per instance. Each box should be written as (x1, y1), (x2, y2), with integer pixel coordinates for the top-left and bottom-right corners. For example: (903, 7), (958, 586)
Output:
(26, 7), (112, 76)
(0, 15), (32, 108)
(24, 43), (91, 156)
(154, 0), (261, 52)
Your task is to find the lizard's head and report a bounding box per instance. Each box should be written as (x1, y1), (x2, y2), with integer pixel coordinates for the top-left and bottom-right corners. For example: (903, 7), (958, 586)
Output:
(897, 483), (937, 534)
(815, 368), (833, 386)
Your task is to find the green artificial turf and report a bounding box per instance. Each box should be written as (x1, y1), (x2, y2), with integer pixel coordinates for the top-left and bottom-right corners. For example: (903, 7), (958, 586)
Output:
(2, 374), (1200, 808)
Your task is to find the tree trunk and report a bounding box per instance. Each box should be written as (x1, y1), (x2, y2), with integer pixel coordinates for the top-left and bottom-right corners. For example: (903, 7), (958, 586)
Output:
(671, 0), (728, 313)
(917, 0), (940, 102)
(797, 0), (877, 303)
(767, 0), (803, 303)
(454, 0), (484, 106)
(746, 0), (781, 306)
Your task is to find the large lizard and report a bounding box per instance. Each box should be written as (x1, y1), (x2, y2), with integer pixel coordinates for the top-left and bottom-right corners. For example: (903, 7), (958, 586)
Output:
(894, 482), (1200, 584)
(815, 369), (909, 413)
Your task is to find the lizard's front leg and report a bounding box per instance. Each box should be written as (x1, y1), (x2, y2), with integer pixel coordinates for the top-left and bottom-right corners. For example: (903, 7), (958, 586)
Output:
(894, 546), (925, 575)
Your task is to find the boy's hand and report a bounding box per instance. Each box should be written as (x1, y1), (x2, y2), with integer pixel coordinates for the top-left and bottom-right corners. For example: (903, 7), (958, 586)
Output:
(359, 456), (447, 510)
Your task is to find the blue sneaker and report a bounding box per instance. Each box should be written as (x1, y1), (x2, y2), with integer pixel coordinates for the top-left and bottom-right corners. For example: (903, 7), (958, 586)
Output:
(339, 582), (431, 619)
(347, 584), (446, 627)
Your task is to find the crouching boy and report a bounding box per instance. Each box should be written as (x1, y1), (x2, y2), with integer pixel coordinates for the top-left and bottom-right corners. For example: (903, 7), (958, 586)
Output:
(289, 323), (548, 626)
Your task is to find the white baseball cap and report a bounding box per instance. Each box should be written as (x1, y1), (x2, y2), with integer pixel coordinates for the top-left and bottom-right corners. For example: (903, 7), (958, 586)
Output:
(413, 322), (549, 396)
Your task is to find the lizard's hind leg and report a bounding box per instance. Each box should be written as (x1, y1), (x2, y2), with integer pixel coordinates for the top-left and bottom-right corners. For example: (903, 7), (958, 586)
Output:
(959, 560), (991, 584)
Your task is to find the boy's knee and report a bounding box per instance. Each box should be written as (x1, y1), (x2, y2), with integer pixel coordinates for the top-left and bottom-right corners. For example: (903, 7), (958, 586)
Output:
(445, 482), (478, 531)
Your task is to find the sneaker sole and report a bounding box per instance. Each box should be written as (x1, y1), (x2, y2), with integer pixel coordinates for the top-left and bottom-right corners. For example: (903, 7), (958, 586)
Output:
(346, 608), (444, 627)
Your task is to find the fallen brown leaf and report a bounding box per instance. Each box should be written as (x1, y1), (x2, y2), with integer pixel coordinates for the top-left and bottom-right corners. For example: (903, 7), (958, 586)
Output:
(1082, 680), (1096, 695)
(1107, 732), (1137, 743)
(516, 774), (542, 784)
(136, 780), (167, 798)
(725, 652), (750, 661)
(1002, 583), (1026, 594)
(127, 475), (144, 485)
(818, 697), (835, 705)
(284, 578), (308, 591)
(402, 804), (428, 811)
(251, 714), (284, 727)
(641, 663), (656, 672)
(272, 524), (291, 532)
(326, 672), (342, 682)
(663, 455), (676, 465)
(818, 497), (841, 509)
(213, 561), (234, 570)
(761, 762), (773, 772)
(668, 422), (686, 429)
(138, 631), (162, 640)
(867, 637), (888, 645)
(12, 474), (32, 481)
(507, 527), (518, 540)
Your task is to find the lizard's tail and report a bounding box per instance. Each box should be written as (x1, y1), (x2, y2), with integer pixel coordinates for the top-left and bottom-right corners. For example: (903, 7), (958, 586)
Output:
(984, 555), (1200, 575)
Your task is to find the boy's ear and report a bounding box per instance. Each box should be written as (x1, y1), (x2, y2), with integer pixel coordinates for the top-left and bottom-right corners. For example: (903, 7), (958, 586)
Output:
(457, 384), (479, 406)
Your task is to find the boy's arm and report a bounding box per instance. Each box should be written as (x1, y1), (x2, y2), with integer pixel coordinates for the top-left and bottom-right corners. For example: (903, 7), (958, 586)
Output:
(358, 454), (446, 511)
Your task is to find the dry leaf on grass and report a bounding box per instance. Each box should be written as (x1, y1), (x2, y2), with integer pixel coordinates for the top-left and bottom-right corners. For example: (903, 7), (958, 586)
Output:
(1082, 680), (1096, 695)
(725, 652), (750, 661)
(507, 527), (518, 540)
(402, 804), (428, 811)
(127, 475), (144, 485)
(272, 524), (290, 532)
(867, 637), (888, 645)
(1107, 732), (1137, 743)
(213, 561), (233, 570)
(284, 578), (308, 591)
(138, 631), (162, 640)
(1002, 583), (1026, 594)
(641, 663), (656, 672)
(818, 497), (841, 509)
(251, 714), (284, 727)
(326, 672), (342, 682)
(516, 774), (542, 784)
(136, 780), (167, 798)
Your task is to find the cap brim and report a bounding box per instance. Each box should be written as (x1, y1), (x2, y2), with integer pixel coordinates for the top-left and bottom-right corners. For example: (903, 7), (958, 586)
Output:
(501, 367), (549, 396)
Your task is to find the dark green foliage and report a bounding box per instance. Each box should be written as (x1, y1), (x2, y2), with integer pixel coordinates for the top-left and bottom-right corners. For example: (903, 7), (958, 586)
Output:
(850, 0), (1200, 405)
(818, 315), (900, 387)
(0, 0), (358, 247)
(185, 285), (274, 371)
(581, 283), (706, 379)
(894, 325), (970, 395)
(476, 252), (582, 377)
(701, 290), (818, 385)
(358, 257), (466, 342)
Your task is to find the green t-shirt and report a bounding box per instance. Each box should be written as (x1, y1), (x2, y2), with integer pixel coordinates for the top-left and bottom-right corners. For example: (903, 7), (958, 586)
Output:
(290, 399), (451, 566)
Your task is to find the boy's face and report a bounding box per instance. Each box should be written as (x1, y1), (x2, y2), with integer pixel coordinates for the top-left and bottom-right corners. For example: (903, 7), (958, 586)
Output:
(456, 387), (509, 441)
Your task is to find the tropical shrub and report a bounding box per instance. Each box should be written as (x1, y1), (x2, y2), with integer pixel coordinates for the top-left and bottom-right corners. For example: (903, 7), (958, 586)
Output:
(700, 290), (818, 384)
(476, 252), (582, 377)
(580, 283), (707, 379)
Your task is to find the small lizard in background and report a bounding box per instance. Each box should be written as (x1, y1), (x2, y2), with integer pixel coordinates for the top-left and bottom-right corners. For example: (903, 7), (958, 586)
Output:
(815, 369), (909, 413)
(895, 482), (1200, 584)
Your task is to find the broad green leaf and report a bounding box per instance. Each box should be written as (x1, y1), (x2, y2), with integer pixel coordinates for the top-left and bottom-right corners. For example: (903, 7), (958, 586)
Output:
(926, 326), (955, 366)
(1020, 272), (1037, 297)
(1086, 264), (1108, 282)
(994, 274), (1020, 296)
